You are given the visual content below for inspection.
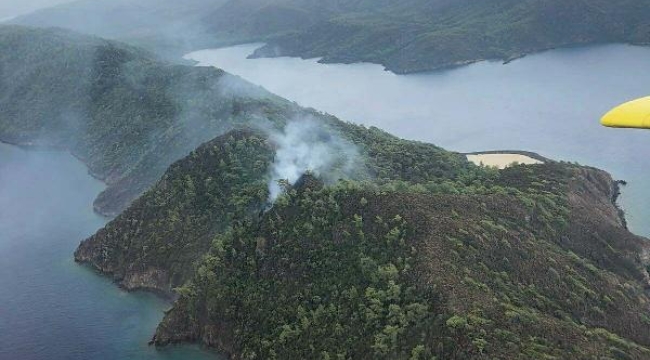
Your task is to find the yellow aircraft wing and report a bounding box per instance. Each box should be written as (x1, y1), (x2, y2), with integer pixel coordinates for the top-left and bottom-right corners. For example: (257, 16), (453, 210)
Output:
(601, 96), (650, 129)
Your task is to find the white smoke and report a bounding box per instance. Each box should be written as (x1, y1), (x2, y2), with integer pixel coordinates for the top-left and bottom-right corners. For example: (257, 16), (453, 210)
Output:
(267, 118), (362, 203)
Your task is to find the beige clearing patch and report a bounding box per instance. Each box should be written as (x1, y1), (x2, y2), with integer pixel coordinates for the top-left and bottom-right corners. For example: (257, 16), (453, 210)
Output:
(466, 154), (543, 169)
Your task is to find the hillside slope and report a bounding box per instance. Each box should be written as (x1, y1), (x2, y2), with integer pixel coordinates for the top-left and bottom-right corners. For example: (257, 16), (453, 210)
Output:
(150, 162), (650, 359)
(74, 120), (650, 358)
(245, 0), (650, 73)
(75, 124), (475, 294)
(0, 25), (293, 215)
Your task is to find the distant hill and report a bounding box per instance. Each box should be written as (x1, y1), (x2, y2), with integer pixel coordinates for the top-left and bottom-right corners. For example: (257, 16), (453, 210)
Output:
(14, 0), (650, 73)
(237, 0), (650, 73)
(0, 24), (467, 214)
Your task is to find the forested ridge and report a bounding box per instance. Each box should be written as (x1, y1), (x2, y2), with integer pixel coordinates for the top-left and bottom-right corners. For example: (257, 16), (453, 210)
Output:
(13, 0), (650, 73)
(156, 172), (650, 358)
(74, 123), (476, 294)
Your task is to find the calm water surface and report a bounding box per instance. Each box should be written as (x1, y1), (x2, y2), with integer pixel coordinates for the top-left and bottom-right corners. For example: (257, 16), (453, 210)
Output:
(0, 143), (216, 360)
(187, 44), (650, 236)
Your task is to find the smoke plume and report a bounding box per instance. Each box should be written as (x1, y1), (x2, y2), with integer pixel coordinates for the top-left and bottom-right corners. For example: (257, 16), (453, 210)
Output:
(267, 118), (363, 203)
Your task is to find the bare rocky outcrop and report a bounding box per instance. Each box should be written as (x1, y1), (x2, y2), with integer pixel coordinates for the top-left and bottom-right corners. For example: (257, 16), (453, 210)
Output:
(74, 239), (173, 295)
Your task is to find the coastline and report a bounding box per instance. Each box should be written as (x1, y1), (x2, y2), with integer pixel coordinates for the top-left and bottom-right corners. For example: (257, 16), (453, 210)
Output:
(465, 149), (630, 230)
(0, 138), (177, 301)
(247, 41), (650, 75)
(0, 137), (113, 213)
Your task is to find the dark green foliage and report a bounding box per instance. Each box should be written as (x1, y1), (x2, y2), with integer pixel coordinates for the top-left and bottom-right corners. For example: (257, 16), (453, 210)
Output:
(74, 119), (481, 293)
(152, 157), (650, 359)
(334, 123), (473, 183)
(183, 190), (437, 359)
(75, 130), (274, 292)
(208, 0), (650, 73)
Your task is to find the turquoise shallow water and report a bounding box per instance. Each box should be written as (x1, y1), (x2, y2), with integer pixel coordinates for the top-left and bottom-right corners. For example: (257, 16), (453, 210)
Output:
(188, 44), (650, 237)
(0, 143), (218, 360)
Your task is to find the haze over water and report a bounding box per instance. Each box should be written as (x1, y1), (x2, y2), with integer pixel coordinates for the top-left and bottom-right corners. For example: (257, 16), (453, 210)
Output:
(0, 143), (216, 360)
(0, 0), (73, 21)
(188, 44), (650, 237)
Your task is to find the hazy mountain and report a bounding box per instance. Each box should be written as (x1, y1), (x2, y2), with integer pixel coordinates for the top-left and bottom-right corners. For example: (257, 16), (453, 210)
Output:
(10, 0), (227, 59)
(243, 0), (650, 73)
(13, 0), (650, 72)
(0, 25), (290, 215)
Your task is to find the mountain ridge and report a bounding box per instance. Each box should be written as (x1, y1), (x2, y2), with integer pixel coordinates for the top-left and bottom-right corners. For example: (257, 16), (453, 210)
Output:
(11, 0), (650, 73)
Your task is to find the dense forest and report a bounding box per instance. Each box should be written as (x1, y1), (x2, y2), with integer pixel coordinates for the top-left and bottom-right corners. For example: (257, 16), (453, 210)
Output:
(151, 162), (650, 359)
(12, 0), (650, 73)
(72, 114), (650, 358)
(74, 121), (476, 294)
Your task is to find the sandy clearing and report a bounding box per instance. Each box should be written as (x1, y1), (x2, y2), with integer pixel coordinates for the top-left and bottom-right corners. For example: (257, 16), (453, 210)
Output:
(466, 153), (543, 169)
